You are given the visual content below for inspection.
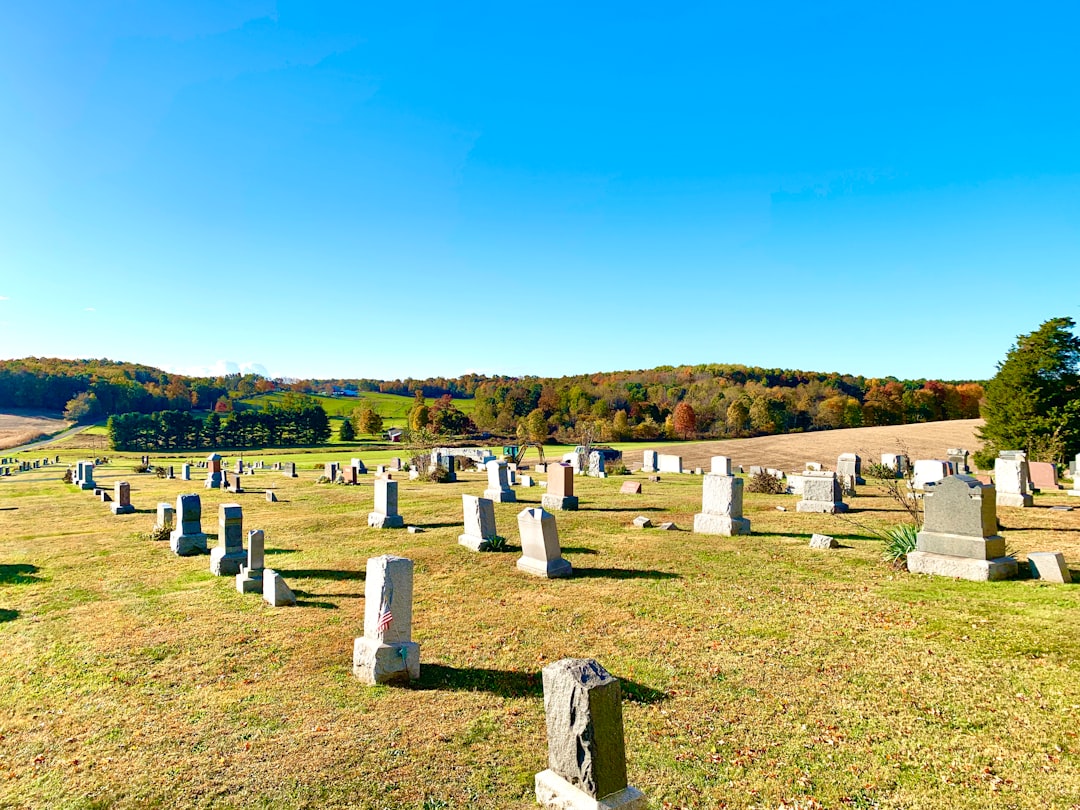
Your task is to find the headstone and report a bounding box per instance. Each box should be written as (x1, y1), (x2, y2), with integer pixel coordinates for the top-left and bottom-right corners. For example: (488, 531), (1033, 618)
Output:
(324, 462), (339, 482)
(459, 494), (499, 551)
(657, 454), (682, 474)
(205, 453), (223, 489)
(641, 451), (657, 473)
(836, 453), (864, 487)
(407, 526), (423, 534)
(517, 507), (571, 578)
(520, 474), (535, 488)
(693, 473), (750, 536)
(266, 490), (277, 503)
(390, 457), (401, 471)
(632, 516), (652, 528)
(710, 456), (732, 476)
(210, 503), (246, 576)
(224, 471), (243, 493)
(994, 457), (1033, 507)
(535, 658), (645, 810)
(619, 481), (642, 495)
(368, 479), (404, 528)
(340, 465), (358, 485)
(376, 465), (387, 475)
(484, 460), (516, 503)
(1028, 461), (1060, 491)
(541, 463), (578, 511)
(169, 494), (207, 556)
(1070, 453), (1080, 496)
(155, 502), (175, 530)
(809, 533), (838, 549)
(181, 463), (191, 481)
(535, 462), (548, 474)
(787, 474), (805, 495)
(879, 453), (906, 477)
(283, 462), (297, 478)
(353, 555), (419, 685)
(805, 461), (822, 471)
(907, 475), (1017, 581)
(912, 459), (950, 490)
(236, 529), (265, 593)
(98, 489), (111, 502)
(78, 460), (95, 490)
(587, 451), (606, 478)
(110, 481), (134, 515)
(234, 459), (244, 475)
(796, 471), (848, 513)
(1027, 552), (1072, 584)
(262, 569), (296, 607)
(946, 448), (970, 474)
(166, 465), (175, 480)
(648, 475), (660, 483)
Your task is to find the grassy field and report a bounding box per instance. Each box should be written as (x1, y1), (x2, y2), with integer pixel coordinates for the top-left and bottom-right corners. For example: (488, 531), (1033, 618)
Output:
(0, 411), (72, 451)
(239, 392), (476, 431)
(0, 437), (1078, 808)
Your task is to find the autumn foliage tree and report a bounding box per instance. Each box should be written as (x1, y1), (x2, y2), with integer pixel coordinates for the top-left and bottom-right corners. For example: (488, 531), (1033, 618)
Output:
(672, 402), (697, 438)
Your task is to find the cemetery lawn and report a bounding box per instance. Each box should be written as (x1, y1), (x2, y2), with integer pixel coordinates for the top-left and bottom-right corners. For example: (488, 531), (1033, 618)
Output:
(0, 449), (1078, 808)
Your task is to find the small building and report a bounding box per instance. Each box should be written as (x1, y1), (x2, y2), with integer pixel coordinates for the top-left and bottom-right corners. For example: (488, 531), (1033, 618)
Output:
(387, 428), (403, 443)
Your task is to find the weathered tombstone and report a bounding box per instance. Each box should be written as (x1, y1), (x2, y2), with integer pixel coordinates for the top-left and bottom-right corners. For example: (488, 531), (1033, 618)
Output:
(946, 448), (970, 474)
(236, 530), (265, 593)
(1028, 461), (1060, 491)
(283, 462), (297, 478)
(619, 481), (642, 495)
(210, 503), (246, 576)
(389, 457), (401, 471)
(710, 456), (732, 476)
(262, 569), (296, 607)
(484, 460), (516, 503)
(541, 463), (579, 511)
(912, 459), (950, 490)
(535, 462), (548, 474)
(632, 516), (652, 528)
(641, 451), (657, 473)
(520, 474), (535, 488)
(587, 451), (606, 478)
(353, 555), (419, 685)
(79, 461), (95, 490)
(994, 457), (1033, 507)
(368, 479), (404, 528)
(693, 473), (750, 536)
(225, 471), (244, 494)
(234, 459), (244, 475)
(836, 453), (864, 487)
(657, 454), (682, 474)
(324, 462), (339, 481)
(155, 502), (175, 531)
(459, 494), (499, 551)
(796, 471), (848, 513)
(787, 474), (805, 495)
(1027, 552), (1072, 583)
(517, 507), (571, 578)
(809, 533), (838, 549)
(170, 494), (207, 556)
(110, 481), (134, 515)
(436, 451), (457, 482)
(266, 490), (277, 502)
(907, 475), (1017, 581)
(879, 453), (906, 477)
(181, 463), (191, 481)
(535, 658), (645, 810)
(205, 453), (223, 490)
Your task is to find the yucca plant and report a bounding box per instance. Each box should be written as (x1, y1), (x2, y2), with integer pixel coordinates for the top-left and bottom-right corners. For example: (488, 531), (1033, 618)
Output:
(882, 522), (920, 564)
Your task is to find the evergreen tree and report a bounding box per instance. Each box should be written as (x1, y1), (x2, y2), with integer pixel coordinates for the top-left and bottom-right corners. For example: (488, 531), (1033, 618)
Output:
(339, 418), (356, 442)
(977, 317), (1080, 464)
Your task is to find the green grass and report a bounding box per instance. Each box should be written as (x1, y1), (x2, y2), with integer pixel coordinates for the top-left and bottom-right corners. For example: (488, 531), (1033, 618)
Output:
(0, 453), (1078, 808)
(239, 392), (476, 421)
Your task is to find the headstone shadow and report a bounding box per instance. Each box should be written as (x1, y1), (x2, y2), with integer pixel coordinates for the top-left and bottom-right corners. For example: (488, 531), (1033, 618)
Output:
(290, 590), (341, 609)
(0, 564), (39, 585)
(570, 567), (679, 581)
(412, 521), (461, 530)
(584, 506), (665, 513)
(559, 546), (599, 555)
(414, 663), (668, 704)
(263, 549), (298, 556)
(278, 568), (365, 581)
(0, 609), (18, 623)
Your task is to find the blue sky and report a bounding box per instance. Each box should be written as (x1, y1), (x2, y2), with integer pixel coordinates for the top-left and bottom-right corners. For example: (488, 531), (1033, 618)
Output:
(1, 2), (1077, 381)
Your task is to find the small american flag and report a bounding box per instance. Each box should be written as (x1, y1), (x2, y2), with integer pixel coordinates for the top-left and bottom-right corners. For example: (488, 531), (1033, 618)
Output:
(376, 577), (394, 634)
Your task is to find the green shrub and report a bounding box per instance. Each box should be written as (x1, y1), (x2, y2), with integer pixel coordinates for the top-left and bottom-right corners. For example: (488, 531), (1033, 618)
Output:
(882, 523), (919, 564)
(62, 468), (73, 484)
(486, 535), (508, 552)
(606, 462), (629, 476)
(864, 462), (897, 480)
(746, 471), (786, 494)
(144, 524), (171, 543)
(155, 466), (168, 478)
(133, 462), (151, 473)
(427, 465), (452, 484)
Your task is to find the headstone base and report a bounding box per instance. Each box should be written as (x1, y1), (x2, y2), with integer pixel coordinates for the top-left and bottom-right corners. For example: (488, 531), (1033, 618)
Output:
(692, 513), (750, 536)
(483, 488), (516, 503)
(458, 534), (494, 551)
(906, 551), (1017, 581)
(534, 770), (646, 810)
(517, 555), (572, 579)
(79, 482), (95, 491)
(916, 531), (1005, 560)
(205, 474), (222, 489)
(541, 494), (579, 511)
(210, 547), (246, 576)
(110, 504), (134, 515)
(169, 532), (207, 556)
(235, 567), (263, 593)
(997, 492), (1033, 508)
(352, 638), (420, 685)
(1027, 552), (1072, 583)
(796, 501), (848, 514)
(368, 512), (404, 529)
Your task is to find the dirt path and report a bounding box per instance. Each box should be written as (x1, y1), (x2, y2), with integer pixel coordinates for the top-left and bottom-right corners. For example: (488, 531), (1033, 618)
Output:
(635, 419), (984, 472)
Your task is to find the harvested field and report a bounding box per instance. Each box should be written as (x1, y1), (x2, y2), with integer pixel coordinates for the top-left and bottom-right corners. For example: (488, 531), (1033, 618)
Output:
(0, 411), (71, 451)
(639, 419), (985, 472)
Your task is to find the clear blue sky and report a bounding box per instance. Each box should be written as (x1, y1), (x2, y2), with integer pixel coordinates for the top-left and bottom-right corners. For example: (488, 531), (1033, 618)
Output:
(1, 2), (1077, 382)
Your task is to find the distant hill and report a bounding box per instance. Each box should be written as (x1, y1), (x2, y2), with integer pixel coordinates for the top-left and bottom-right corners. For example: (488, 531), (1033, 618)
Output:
(238, 391), (475, 427)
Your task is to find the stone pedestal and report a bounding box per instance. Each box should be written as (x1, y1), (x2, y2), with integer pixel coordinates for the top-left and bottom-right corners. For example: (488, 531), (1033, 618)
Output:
(517, 508), (572, 578)
(536, 658), (645, 810)
(796, 472), (847, 513)
(353, 556), (420, 685)
(459, 494), (499, 551)
(170, 493), (207, 556)
(368, 479), (404, 528)
(205, 453), (223, 490)
(236, 529), (265, 593)
(910, 475), (1017, 581)
(483, 460), (516, 503)
(692, 474), (750, 536)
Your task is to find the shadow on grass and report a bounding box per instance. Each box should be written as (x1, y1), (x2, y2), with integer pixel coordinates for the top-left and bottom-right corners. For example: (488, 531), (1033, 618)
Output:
(0, 609), (18, 623)
(560, 546), (599, 555)
(571, 566), (679, 581)
(1001, 525), (1080, 534)
(292, 593), (340, 610)
(264, 549), (298, 556)
(413, 664), (668, 703)
(0, 507), (16, 511)
(0, 564), (40, 585)
(280, 568), (365, 582)
(583, 506), (666, 513)
(412, 521), (461, 530)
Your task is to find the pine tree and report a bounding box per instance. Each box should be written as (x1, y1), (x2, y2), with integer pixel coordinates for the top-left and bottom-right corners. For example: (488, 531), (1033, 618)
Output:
(339, 418), (356, 442)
